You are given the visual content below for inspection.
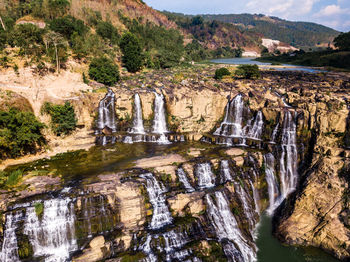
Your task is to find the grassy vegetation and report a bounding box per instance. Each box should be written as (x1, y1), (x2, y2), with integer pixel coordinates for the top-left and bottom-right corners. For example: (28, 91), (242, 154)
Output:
(257, 50), (350, 70)
(0, 169), (23, 189)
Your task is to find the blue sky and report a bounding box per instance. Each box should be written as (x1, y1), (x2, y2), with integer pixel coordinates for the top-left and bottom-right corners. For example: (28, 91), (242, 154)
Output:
(144, 0), (350, 32)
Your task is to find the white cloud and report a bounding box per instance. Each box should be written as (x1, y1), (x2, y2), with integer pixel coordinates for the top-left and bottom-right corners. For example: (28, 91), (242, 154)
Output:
(246, 0), (318, 18)
(315, 4), (350, 17)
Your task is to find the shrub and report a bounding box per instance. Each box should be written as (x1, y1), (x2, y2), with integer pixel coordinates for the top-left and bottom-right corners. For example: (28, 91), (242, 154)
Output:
(6, 169), (23, 187)
(214, 67), (231, 79)
(334, 31), (350, 51)
(119, 32), (143, 73)
(96, 21), (119, 44)
(42, 102), (77, 136)
(0, 108), (45, 159)
(49, 16), (88, 39)
(235, 64), (260, 79)
(88, 57), (120, 86)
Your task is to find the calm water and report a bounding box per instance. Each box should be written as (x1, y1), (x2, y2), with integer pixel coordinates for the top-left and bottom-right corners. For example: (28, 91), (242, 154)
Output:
(257, 214), (340, 262)
(211, 57), (323, 73)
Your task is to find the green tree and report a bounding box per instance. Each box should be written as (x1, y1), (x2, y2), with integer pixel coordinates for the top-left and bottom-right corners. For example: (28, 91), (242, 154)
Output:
(0, 109), (45, 159)
(334, 32), (350, 51)
(43, 31), (68, 73)
(235, 64), (260, 79)
(119, 32), (143, 73)
(46, 0), (70, 19)
(214, 67), (231, 80)
(96, 21), (119, 44)
(9, 24), (44, 57)
(88, 57), (120, 86)
(49, 16), (88, 40)
(42, 102), (77, 136)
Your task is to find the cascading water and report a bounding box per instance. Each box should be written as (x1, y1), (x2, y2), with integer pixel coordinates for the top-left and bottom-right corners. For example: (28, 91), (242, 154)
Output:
(96, 89), (117, 133)
(0, 211), (22, 262)
(270, 123), (279, 143)
(140, 173), (173, 230)
(247, 111), (264, 140)
(206, 191), (256, 262)
(220, 160), (233, 184)
(162, 230), (191, 261)
(177, 168), (195, 193)
(234, 182), (258, 233)
(214, 94), (245, 137)
(195, 163), (216, 189)
(24, 198), (77, 262)
(152, 92), (168, 135)
(129, 93), (145, 134)
(279, 111), (298, 199)
(264, 153), (282, 215)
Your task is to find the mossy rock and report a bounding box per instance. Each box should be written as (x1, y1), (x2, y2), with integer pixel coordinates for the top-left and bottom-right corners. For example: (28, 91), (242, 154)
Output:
(17, 235), (34, 259)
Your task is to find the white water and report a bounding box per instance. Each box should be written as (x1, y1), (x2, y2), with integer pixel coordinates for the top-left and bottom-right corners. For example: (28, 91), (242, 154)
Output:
(264, 153), (282, 215)
(140, 173), (173, 230)
(220, 160), (233, 183)
(152, 92), (168, 135)
(177, 168), (195, 193)
(270, 123), (279, 143)
(234, 182), (257, 233)
(196, 163), (216, 189)
(0, 211), (22, 262)
(214, 94), (244, 137)
(163, 230), (190, 261)
(24, 198), (77, 262)
(279, 111), (298, 199)
(247, 111), (264, 140)
(96, 89), (117, 133)
(206, 191), (256, 262)
(249, 178), (260, 215)
(129, 93), (145, 134)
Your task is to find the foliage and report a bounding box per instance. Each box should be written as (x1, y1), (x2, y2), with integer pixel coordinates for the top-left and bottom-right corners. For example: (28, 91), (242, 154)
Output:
(334, 32), (350, 51)
(5, 169), (23, 187)
(96, 21), (119, 44)
(43, 31), (68, 72)
(0, 109), (45, 159)
(34, 202), (44, 217)
(214, 67), (231, 79)
(9, 24), (44, 57)
(235, 64), (260, 79)
(49, 16), (88, 40)
(126, 19), (184, 68)
(88, 57), (120, 86)
(119, 32), (143, 73)
(42, 102), (77, 136)
(257, 50), (350, 70)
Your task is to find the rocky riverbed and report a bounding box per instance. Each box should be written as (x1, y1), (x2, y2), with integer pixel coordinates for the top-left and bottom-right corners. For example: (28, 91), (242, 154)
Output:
(0, 65), (349, 261)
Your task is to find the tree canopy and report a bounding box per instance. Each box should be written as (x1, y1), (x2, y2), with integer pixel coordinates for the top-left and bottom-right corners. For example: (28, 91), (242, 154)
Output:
(120, 32), (143, 73)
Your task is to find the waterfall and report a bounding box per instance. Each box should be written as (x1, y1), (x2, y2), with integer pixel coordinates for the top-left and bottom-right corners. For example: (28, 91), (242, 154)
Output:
(270, 123), (279, 143)
(214, 94), (244, 137)
(163, 230), (190, 261)
(140, 235), (157, 262)
(264, 153), (282, 215)
(195, 163), (216, 190)
(234, 182), (258, 233)
(0, 211), (22, 262)
(247, 111), (264, 140)
(249, 178), (260, 215)
(220, 160), (233, 184)
(129, 93), (145, 134)
(152, 92), (168, 135)
(177, 168), (195, 193)
(96, 89), (117, 133)
(140, 173), (173, 230)
(279, 111), (298, 199)
(23, 198), (77, 262)
(206, 191), (256, 262)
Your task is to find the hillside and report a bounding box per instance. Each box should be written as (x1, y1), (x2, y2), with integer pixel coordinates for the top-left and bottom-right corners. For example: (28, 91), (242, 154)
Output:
(200, 13), (339, 48)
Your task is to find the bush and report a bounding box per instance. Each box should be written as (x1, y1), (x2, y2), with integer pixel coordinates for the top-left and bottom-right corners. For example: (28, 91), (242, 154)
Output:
(96, 21), (119, 44)
(0, 109), (45, 159)
(42, 102), (77, 136)
(334, 31), (350, 51)
(88, 57), (120, 86)
(49, 16), (88, 39)
(119, 32), (143, 73)
(214, 67), (231, 79)
(235, 64), (260, 79)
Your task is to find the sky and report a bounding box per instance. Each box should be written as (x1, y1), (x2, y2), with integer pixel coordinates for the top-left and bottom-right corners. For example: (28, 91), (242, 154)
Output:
(144, 0), (350, 32)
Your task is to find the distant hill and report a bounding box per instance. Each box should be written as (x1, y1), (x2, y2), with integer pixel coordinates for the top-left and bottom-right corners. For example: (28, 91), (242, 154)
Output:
(200, 14), (339, 48)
